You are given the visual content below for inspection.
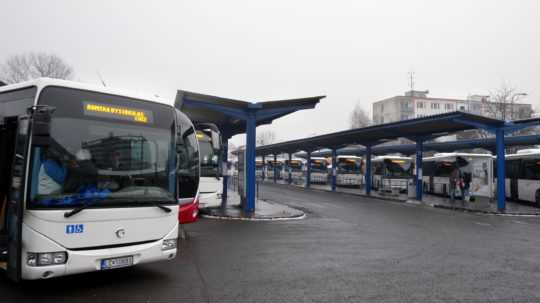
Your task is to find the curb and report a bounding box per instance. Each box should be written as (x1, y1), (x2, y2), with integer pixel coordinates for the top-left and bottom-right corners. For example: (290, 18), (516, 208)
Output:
(200, 213), (306, 221)
(431, 204), (540, 217)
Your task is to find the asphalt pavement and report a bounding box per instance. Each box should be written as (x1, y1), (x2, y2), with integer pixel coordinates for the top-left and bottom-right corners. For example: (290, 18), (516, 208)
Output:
(3, 183), (540, 302)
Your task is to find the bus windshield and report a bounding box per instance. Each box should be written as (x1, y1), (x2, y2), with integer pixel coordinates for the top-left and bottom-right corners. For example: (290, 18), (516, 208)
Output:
(287, 160), (303, 171)
(384, 159), (413, 178)
(28, 86), (177, 209)
(337, 158), (361, 173)
(310, 159), (327, 172)
(197, 130), (219, 177)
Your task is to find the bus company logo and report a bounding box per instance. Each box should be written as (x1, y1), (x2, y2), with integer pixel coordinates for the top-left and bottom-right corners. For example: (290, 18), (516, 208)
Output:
(65, 224), (84, 234)
(115, 228), (126, 239)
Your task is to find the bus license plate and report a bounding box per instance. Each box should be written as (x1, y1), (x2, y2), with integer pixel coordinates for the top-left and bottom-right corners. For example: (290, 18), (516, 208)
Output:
(100, 256), (133, 270)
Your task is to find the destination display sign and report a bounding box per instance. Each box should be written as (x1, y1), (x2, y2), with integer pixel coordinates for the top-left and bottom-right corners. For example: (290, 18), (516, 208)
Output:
(83, 102), (154, 124)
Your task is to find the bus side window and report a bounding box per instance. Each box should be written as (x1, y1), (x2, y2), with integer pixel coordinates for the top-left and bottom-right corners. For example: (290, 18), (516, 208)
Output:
(523, 160), (540, 180)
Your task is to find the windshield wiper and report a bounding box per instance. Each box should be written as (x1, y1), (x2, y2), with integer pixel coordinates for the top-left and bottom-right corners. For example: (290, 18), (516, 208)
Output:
(143, 201), (172, 213)
(64, 200), (102, 218)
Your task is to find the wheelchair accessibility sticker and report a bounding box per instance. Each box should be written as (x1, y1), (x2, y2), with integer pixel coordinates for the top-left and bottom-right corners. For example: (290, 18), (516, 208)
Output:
(66, 224), (84, 234)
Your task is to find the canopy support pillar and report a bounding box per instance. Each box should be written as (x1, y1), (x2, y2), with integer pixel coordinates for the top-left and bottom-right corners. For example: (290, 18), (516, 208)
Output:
(288, 153), (293, 184)
(495, 128), (506, 212)
(331, 149), (337, 191)
(365, 145), (372, 195)
(415, 140), (424, 201)
(244, 113), (256, 213)
(305, 151), (312, 189)
(221, 138), (229, 207)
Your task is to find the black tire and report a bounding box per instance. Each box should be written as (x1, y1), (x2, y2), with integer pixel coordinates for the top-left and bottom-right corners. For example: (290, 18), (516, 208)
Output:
(535, 190), (540, 205)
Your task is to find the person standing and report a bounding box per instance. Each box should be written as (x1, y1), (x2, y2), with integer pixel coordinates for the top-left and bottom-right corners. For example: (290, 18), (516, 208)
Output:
(449, 165), (460, 204)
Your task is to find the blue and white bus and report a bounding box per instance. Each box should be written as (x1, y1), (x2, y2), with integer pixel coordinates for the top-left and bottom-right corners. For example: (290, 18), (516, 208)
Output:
(0, 78), (199, 281)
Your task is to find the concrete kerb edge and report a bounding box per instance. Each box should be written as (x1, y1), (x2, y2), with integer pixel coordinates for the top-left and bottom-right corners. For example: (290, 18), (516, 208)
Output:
(200, 213), (306, 221)
(430, 203), (540, 217)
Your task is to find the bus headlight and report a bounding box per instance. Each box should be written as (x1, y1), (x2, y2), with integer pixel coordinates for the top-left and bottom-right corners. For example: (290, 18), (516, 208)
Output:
(27, 252), (68, 266)
(162, 239), (177, 251)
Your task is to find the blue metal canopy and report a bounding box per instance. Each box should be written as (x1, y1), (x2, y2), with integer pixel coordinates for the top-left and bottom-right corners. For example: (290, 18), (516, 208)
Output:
(175, 90), (324, 213)
(255, 111), (540, 212)
(299, 135), (540, 157)
(175, 90), (324, 139)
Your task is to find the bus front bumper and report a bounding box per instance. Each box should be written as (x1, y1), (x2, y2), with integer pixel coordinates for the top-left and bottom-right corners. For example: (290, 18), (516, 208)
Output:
(21, 223), (178, 280)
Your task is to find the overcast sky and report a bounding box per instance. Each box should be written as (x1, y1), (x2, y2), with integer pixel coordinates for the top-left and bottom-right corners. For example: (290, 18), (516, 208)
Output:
(2, 0), (539, 146)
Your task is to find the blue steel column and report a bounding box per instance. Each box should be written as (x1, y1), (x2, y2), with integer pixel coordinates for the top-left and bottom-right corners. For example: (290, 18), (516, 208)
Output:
(305, 151), (311, 188)
(415, 140), (424, 201)
(244, 112), (256, 213)
(288, 153), (293, 184)
(221, 138), (228, 207)
(273, 154), (278, 183)
(365, 145), (372, 195)
(331, 149), (337, 191)
(495, 128), (506, 211)
(261, 155), (266, 181)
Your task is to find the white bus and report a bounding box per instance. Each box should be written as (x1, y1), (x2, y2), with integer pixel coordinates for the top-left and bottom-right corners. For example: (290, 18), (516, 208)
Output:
(336, 155), (363, 187)
(193, 124), (222, 210)
(310, 157), (328, 184)
(0, 78), (199, 281)
(372, 156), (413, 193)
(266, 159), (284, 180)
(422, 153), (493, 198)
(284, 158), (305, 184)
(504, 149), (540, 204)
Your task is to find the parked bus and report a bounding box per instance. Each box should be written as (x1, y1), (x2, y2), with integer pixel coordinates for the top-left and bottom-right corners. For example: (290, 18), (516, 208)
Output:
(284, 158), (305, 183)
(266, 159), (284, 180)
(190, 124), (222, 213)
(310, 157), (328, 184)
(372, 156), (413, 192)
(336, 155), (363, 187)
(0, 78), (199, 281)
(504, 149), (540, 204)
(422, 153), (493, 198)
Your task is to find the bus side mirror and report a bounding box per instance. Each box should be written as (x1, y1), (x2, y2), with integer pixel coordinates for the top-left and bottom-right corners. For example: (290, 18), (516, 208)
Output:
(211, 130), (221, 150)
(29, 105), (55, 147)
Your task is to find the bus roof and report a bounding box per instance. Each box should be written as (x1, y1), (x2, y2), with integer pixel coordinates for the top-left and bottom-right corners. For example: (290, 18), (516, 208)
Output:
(506, 149), (540, 159)
(0, 78), (172, 107)
(373, 155), (411, 161)
(424, 152), (493, 161)
(337, 155), (362, 159)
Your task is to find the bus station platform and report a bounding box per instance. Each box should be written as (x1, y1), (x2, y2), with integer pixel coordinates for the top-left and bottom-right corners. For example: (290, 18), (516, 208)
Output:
(199, 190), (305, 221)
(261, 179), (540, 216)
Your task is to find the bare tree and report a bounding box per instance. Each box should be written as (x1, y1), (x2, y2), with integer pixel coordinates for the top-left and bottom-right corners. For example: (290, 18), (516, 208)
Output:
(349, 103), (371, 129)
(256, 130), (276, 146)
(0, 52), (74, 84)
(484, 83), (528, 121)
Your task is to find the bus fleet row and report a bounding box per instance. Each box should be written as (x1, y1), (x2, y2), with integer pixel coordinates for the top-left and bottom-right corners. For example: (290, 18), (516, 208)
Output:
(256, 150), (540, 204)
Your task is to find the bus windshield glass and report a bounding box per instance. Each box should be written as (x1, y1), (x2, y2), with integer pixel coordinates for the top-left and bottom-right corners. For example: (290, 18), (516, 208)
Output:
(28, 86), (177, 209)
(287, 160), (303, 171)
(337, 158), (361, 173)
(311, 159), (327, 172)
(197, 130), (219, 177)
(384, 159), (413, 177)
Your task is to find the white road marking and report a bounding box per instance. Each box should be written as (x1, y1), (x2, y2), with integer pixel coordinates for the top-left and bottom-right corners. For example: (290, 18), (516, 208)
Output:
(474, 222), (492, 227)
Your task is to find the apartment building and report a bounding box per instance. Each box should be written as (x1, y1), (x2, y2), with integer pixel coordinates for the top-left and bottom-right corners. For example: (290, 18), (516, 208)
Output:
(372, 90), (532, 124)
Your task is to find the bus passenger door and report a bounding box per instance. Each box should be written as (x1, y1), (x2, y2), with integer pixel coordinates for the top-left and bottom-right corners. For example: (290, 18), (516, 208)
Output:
(5, 116), (31, 282)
